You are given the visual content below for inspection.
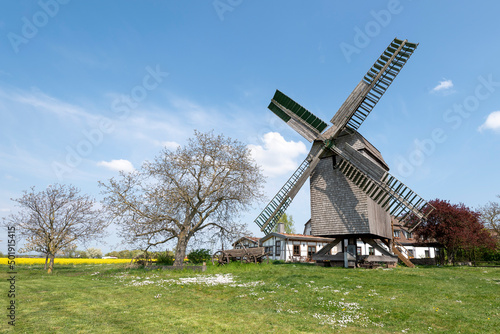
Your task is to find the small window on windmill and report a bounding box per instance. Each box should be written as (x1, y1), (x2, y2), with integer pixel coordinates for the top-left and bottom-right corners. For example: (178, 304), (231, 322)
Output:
(368, 247), (375, 255)
(393, 230), (400, 238)
(356, 247), (362, 256)
(275, 240), (281, 256)
(425, 250), (430, 258)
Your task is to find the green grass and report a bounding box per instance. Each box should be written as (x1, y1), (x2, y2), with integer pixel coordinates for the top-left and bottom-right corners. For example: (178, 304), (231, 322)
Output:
(1, 262), (499, 333)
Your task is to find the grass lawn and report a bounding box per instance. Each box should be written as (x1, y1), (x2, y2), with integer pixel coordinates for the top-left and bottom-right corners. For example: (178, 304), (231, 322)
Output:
(1, 262), (498, 333)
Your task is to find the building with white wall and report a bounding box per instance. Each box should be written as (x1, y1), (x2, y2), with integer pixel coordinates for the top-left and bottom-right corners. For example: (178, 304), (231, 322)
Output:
(260, 223), (335, 262)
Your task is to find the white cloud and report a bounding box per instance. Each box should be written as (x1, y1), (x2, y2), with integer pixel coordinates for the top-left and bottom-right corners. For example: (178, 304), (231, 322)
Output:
(431, 79), (454, 92)
(0, 87), (99, 122)
(97, 159), (135, 173)
(479, 111), (500, 132)
(161, 141), (181, 150)
(248, 132), (308, 177)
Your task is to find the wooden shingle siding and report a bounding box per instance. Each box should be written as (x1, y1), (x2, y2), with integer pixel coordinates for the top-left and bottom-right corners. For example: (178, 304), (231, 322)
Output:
(310, 132), (391, 239)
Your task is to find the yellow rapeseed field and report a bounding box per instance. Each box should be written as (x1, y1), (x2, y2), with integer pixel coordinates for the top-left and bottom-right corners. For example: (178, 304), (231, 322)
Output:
(0, 258), (132, 265)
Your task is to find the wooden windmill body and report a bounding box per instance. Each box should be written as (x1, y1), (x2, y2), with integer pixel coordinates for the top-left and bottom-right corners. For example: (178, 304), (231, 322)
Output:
(310, 132), (391, 240)
(253, 38), (434, 267)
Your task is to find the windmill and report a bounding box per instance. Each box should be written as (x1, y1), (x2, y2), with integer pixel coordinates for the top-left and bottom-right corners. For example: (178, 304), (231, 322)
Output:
(253, 38), (434, 267)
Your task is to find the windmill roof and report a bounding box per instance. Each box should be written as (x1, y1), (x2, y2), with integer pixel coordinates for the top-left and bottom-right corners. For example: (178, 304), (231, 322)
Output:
(355, 132), (389, 171)
(334, 130), (389, 171)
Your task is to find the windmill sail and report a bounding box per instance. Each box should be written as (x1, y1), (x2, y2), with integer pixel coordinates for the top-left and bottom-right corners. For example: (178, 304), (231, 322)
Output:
(255, 145), (324, 234)
(326, 38), (418, 138)
(268, 90), (328, 142)
(335, 156), (433, 230)
(254, 157), (309, 234)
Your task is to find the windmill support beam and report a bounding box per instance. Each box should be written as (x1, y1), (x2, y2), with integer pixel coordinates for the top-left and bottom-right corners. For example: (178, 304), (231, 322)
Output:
(360, 238), (394, 257)
(311, 238), (342, 261)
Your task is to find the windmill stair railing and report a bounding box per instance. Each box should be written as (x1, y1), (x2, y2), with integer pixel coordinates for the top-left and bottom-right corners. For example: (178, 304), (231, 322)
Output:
(254, 158), (310, 234)
(392, 239), (415, 268)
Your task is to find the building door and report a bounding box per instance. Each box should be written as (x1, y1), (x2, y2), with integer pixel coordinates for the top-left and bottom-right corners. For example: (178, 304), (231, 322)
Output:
(307, 246), (316, 260)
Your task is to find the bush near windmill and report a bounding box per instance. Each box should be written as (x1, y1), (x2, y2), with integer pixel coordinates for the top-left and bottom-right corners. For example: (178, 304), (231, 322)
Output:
(187, 249), (211, 264)
(100, 130), (265, 267)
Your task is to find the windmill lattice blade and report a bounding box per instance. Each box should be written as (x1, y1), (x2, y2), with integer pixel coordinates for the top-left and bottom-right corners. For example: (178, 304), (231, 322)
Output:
(254, 158), (310, 234)
(328, 38), (418, 137)
(336, 158), (433, 230)
(255, 144), (324, 234)
(269, 90), (328, 142)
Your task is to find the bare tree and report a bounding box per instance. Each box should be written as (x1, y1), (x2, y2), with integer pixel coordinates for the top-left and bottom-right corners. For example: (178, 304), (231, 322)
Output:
(4, 184), (107, 273)
(479, 195), (500, 235)
(99, 131), (265, 265)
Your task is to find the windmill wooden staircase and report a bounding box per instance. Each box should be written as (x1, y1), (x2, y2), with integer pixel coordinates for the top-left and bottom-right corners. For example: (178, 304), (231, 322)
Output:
(392, 239), (415, 268)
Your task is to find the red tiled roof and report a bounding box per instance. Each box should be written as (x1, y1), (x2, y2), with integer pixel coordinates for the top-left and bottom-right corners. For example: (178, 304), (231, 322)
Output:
(280, 233), (328, 239)
(260, 232), (334, 242)
(233, 236), (260, 244)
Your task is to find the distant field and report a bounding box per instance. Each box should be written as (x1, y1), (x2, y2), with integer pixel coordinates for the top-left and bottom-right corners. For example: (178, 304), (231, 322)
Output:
(0, 257), (132, 265)
(1, 262), (498, 333)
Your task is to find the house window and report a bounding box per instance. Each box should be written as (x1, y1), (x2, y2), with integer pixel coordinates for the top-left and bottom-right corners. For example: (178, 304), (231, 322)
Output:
(357, 247), (362, 256)
(368, 247), (374, 255)
(408, 249), (414, 258)
(425, 250), (430, 258)
(407, 232), (413, 239)
(293, 245), (300, 256)
(393, 230), (400, 238)
(275, 241), (281, 257)
(307, 246), (316, 259)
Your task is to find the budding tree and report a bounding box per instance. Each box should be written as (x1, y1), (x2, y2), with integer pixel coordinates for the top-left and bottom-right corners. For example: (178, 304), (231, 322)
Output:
(478, 195), (500, 235)
(272, 213), (296, 234)
(5, 184), (107, 273)
(100, 131), (265, 266)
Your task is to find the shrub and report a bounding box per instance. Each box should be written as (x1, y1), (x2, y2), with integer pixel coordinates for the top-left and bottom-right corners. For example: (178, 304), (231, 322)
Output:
(482, 247), (500, 262)
(187, 249), (211, 264)
(156, 251), (175, 265)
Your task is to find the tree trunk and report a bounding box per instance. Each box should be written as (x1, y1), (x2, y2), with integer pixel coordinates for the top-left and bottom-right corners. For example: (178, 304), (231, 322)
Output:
(47, 254), (55, 274)
(174, 232), (190, 266)
(44, 254), (49, 270)
(449, 249), (455, 265)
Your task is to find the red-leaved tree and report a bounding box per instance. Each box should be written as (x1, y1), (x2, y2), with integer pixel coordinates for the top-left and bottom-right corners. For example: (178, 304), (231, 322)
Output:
(415, 199), (496, 264)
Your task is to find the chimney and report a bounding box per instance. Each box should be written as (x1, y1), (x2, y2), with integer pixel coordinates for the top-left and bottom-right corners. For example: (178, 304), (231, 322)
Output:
(278, 223), (285, 234)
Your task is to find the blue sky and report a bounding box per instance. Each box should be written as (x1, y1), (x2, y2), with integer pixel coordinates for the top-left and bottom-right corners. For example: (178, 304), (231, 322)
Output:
(1, 1), (499, 254)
